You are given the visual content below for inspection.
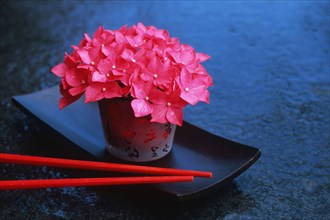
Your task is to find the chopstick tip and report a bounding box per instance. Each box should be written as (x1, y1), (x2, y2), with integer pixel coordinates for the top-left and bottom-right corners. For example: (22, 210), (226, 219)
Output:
(197, 172), (212, 178)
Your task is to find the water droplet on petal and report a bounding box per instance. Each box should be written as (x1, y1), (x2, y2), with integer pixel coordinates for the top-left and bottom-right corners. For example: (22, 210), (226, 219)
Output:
(102, 88), (106, 92)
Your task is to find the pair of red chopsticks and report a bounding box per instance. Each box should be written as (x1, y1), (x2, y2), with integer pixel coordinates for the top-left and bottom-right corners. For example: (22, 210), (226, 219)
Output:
(0, 153), (212, 190)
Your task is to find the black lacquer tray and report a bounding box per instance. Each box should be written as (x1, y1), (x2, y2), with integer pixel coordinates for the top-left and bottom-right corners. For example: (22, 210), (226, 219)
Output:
(13, 86), (261, 200)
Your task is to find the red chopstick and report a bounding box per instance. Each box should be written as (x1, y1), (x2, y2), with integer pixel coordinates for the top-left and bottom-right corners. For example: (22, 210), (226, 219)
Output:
(0, 176), (194, 190)
(0, 153), (212, 178)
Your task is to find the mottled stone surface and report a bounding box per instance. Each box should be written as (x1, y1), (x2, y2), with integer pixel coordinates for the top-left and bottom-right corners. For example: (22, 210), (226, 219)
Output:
(0, 1), (329, 219)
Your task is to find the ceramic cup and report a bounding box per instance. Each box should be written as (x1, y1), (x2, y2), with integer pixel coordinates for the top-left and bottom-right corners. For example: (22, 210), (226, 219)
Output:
(98, 98), (176, 162)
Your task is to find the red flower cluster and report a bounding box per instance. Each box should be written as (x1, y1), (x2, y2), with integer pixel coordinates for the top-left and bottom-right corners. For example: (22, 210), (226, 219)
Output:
(51, 23), (212, 126)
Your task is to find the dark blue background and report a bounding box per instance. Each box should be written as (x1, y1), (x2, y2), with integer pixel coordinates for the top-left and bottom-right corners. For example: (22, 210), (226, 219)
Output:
(1, 1), (329, 219)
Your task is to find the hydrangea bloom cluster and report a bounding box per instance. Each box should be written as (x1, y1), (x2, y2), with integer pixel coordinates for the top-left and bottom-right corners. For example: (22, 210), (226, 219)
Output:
(51, 23), (212, 126)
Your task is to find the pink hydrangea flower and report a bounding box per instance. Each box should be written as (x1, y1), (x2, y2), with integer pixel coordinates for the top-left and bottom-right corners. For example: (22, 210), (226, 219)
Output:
(51, 23), (213, 126)
(149, 89), (188, 126)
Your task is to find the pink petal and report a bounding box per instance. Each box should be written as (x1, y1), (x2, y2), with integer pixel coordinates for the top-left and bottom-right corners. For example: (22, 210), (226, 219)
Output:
(121, 48), (135, 60)
(84, 86), (104, 103)
(115, 31), (126, 44)
(167, 66), (181, 79)
(194, 72), (213, 86)
(126, 36), (141, 48)
(146, 25), (156, 36)
(59, 83), (82, 109)
(61, 78), (70, 90)
(118, 24), (128, 33)
(51, 63), (67, 77)
(134, 48), (146, 62)
(137, 22), (147, 33)
(92, 38), (101, 48)
(93, 26), (104, 38)
(92, 71), (107, 82)
(179, 68), (192, 88)
(77, 49), (91, 64)
(106, 51), (117, 64)
(150, 104), (167, 124)
(149, 89), (167, 104)
(200, 89), (210, 104)
(168, 51), (181, 63)
(84, 33), (92, 42)
(64, 54), (78, 67)
(131, 99), (153, 117)
(180, 84), (206, 105)
(104, 83), (122, 99)
(101, 35), (114, 56)
(153, 39), (167, 53)
(144, 40), (153, 50)
(130, 77), (143, 97)
(144, 82), (154, 94)
(112, 70), (123, 76)
(69, 85), (86, 96)
(90, 47), (102, 61)
(180, 90), (199, 105)
(116, 57), (130, 70)
(65, 70), (83, 87)
(59, 94), (82, 109)
(166, 107), (183, 126)
(196, 52), (210, 62)
(140, 72), (153, 81)
(121, 86), (130, 96)
(155, 72), (172, 88)
(155, 29), (169, 41)
(97, 59), (112, 74)
(163, 59), (171, 70)
(181, 44), (194, 51)
(77, 38), (88, 48)
(101, 46), (111, 56)
(170, 37), (181, 49)
(132, 83), (147, 99)
(180, 49), (195, 65)
(148, 56), (163, 73)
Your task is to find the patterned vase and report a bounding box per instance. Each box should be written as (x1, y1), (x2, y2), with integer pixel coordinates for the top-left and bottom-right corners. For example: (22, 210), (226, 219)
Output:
(98, 98), (176, 162)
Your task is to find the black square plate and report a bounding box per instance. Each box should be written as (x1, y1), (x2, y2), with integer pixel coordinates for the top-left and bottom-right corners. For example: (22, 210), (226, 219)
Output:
(12, 86), (260, 200)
